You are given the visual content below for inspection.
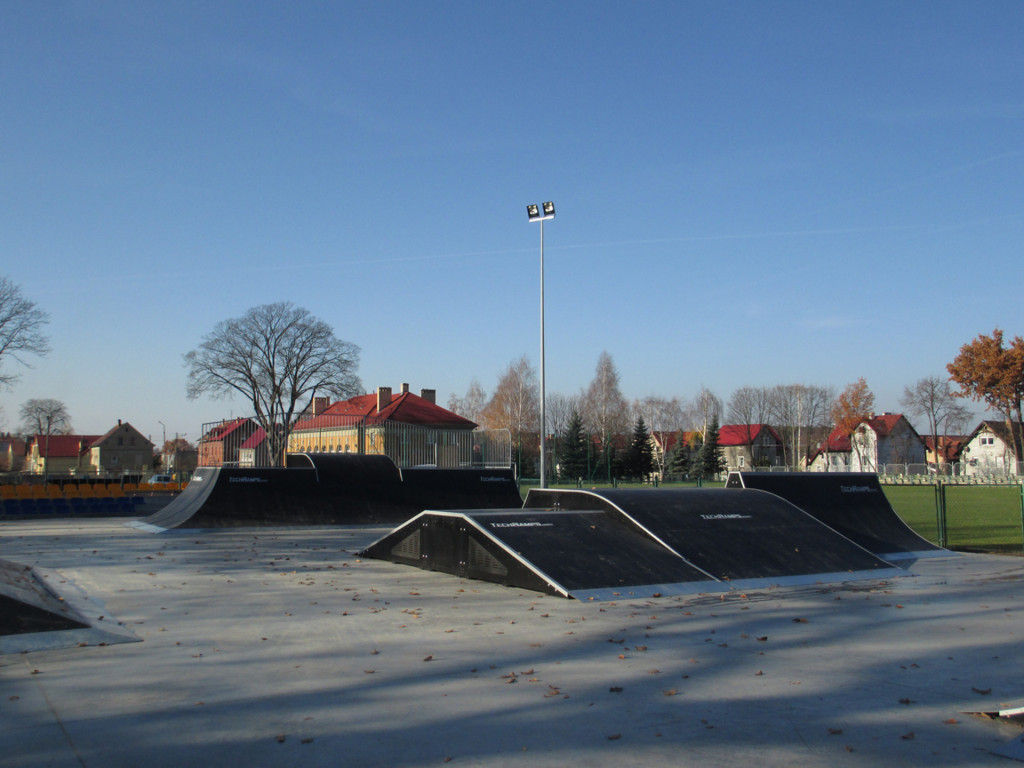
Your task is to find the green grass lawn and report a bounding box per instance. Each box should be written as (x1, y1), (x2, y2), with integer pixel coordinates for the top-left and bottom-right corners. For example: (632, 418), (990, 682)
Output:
(881, 484), (1023, 554)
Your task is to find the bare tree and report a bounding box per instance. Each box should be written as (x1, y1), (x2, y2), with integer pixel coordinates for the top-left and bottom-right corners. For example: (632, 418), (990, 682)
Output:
(20, 398), (72, 436)
(479, 355), (539, 437)
(578, 352), (629, 480)
(544, 392), (580, 479)
(20, 398), (71, 479)
(900, 376), (972, 468)
(727, 386), (773, 464)
(581, 351), (629, 445)
(447, 379), (488, 424)
(632, 395), (687, 433)
(768, 383), (834, 468)
(479, 355), (539, 476)
(545, 392), (580, 442)
(185, 302), (362, 465)
(691, 386), (723, 441)
(0, 275), (50, 389)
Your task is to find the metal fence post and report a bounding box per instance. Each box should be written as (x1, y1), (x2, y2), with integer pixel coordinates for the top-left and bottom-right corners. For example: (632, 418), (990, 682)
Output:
(1019, 480), (1024, 553)
(934, 480), (947, 548)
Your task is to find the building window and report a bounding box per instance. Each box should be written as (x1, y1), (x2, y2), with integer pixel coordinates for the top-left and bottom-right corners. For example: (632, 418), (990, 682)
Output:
(980, 436), (995, 446)
(739, 456), (745, 468)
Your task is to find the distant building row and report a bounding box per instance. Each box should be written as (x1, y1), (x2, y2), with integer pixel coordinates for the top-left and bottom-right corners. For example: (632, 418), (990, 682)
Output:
(199, 384), (507, 469)
(652, 415), (1022, 476)
(1, 421), (155, 477)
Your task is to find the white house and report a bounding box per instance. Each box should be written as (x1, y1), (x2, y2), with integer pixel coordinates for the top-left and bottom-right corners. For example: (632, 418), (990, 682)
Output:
(960, 420), (1022, 476)
(810, 413), (925, 472)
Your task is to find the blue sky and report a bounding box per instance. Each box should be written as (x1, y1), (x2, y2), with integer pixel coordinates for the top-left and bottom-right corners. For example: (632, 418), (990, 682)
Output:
(2, 1), (1022, 441)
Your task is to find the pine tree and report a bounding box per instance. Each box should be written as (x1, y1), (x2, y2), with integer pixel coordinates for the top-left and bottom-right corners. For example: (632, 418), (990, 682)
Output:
(667, 429), (691, 476)
(695, 416), (727, 480)
(558, 408), (589, 483)
(626, 415), (654, 480)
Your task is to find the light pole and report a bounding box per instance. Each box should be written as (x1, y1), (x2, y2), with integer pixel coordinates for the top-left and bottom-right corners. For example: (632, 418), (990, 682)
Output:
(527, 201), (555, 487)
(158, 421), (166, 477)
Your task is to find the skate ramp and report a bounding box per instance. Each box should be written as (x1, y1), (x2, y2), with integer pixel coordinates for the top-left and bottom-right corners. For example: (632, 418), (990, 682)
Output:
(725, 472), (947, 560)
(132, 454), (519, 531)
(364, 487), (904, 600)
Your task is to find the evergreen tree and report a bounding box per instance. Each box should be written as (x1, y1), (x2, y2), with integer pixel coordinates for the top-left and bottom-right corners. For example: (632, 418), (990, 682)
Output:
(695, 415), (727, 480)
(625, 414), (654, 479)
(558, 408), (589, 482)
(667, 429), (691, 476)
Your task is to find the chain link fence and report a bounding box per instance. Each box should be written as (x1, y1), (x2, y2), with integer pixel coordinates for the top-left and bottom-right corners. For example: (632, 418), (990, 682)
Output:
(760, 462), (1024, 482)
(881, 480), (1024, 554)
(932, 482), (1024, 552)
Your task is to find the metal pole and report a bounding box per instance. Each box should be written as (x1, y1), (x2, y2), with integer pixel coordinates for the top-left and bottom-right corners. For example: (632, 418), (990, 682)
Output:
(539, 218), (547, 488)
(1019, 479), (1024, 554)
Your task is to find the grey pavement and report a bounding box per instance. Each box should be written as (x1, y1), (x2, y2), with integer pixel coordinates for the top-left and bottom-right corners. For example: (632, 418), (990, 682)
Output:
(1, 517), (1023, 767)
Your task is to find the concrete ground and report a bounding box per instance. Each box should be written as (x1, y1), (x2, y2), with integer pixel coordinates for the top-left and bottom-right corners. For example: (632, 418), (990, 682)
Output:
(1, 517), (1023, 768)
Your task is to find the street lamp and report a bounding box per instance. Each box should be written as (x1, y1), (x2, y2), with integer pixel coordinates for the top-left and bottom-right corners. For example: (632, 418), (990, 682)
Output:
(526, 201), (555, 487)
(158, 421), (166, 478)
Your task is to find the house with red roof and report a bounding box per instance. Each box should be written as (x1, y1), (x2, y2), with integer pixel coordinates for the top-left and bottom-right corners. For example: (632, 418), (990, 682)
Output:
(288, 384), (481, 468)
(238, 427), (269, 468)
(809, 413), (925, 472)
(24, 420), (154, 476)
(923, 435), (967, 468)
(25, 434), (98, 475)
(198, 417), (261, 467)
(718, 424), (784, 471)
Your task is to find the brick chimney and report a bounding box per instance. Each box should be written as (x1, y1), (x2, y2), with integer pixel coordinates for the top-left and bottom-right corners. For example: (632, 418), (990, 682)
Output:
(377, 386), (392, 413)
(312, 396), (329, 416)
(400, 382), (410, 395)
(420, 388), (436, 404)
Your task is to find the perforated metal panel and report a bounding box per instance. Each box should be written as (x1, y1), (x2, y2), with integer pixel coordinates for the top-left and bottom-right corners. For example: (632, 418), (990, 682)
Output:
(468, 537), (508, 577)
(391, 529), (421, 560)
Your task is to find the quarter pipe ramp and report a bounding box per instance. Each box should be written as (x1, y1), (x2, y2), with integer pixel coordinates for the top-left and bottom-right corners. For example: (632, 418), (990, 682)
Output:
(131, 453), (521, 531)
(725, 472), (947, 560)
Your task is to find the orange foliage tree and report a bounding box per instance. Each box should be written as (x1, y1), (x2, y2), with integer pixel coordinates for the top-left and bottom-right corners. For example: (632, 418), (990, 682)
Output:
(831, 378), (875, 435)
(947, 328), (1024, 460)
(830, 379), (875, 465)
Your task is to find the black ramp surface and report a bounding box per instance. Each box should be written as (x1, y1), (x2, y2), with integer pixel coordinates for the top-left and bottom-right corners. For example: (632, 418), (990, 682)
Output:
(726, 472), (944, 559)
(361, 509), (721, 597)
(135, 454), (415, 529)
(400, 467), (522, 510)
(526, 488), (898, 582)
(464, 510), (717, 592)
(133, 454), (524, 531)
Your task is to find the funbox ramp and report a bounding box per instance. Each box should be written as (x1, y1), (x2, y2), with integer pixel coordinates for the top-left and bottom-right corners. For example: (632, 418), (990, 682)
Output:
(131, 453), (520, 532)
(725, 471), (948, 561)
(362, 487), (906, 600)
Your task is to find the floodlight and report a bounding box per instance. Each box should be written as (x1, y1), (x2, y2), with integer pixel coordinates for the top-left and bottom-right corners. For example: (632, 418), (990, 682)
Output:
(524, 200), (556, 487)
